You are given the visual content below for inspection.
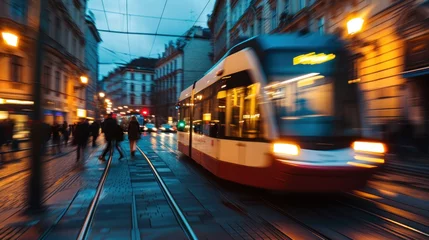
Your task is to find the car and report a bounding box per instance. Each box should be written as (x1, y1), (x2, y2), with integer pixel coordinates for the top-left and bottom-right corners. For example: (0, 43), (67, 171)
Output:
(143, 123), (157, 132)
(160, 124), (176, 133)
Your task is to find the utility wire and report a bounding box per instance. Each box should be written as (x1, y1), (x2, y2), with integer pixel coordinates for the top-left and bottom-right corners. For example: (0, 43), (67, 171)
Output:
(97, 29), (210, 39)
(148, 0), (168, 58)
(101, 0), (110, 31)
(126, 0), (131, 61)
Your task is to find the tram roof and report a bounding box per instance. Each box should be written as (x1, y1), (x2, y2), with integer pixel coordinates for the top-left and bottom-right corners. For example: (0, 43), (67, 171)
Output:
(179, 33), (345, 101)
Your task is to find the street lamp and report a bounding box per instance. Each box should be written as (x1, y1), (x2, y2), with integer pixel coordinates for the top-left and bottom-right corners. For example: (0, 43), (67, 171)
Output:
(2, 32), (18, 47)
(80, 76), (88, 85)
(99, 92), (105, 98)
(347, 17), (364, 35)
(105, 98), (110, 103)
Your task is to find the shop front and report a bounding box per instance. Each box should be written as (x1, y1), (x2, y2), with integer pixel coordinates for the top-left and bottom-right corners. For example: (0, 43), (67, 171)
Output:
(398, 1), (429, 153)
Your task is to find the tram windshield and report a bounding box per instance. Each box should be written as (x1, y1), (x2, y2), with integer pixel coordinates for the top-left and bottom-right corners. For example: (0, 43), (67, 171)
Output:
(264, 50), (361, 137)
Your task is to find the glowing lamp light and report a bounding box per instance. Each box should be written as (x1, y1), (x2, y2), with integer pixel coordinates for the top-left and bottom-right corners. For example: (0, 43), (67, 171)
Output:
(99, 92), (105, 98)
(178, 121), (185, 128)
(353, 141), (385, 154)
(80, 76), (88, 84)
(293, 52), (336, 65)
(347, 17), (364, 35)
(142, 110), (148, 115)
(2, 32), (18, 47)
(273, 143), (300, 156)
(105, 99), (110, 103)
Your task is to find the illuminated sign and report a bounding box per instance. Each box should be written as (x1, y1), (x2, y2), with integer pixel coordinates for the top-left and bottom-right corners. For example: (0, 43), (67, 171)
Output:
(293, 52), (336, 65)
(77, 109), (87, 118)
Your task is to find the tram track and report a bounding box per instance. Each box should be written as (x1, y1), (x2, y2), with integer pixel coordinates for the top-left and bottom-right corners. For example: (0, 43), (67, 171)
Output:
(151, 135), (329, 239)
(154, 134), (429, 240)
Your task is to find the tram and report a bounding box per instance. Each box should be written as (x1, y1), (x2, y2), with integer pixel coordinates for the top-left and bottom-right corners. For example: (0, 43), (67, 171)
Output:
(177, 33), (386, 192)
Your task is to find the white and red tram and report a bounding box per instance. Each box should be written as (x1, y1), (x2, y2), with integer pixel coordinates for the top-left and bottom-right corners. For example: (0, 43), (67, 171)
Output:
(177, 33), (385, 192)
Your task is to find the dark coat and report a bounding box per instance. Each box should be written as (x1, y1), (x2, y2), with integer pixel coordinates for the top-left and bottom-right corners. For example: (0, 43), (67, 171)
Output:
(75, 122), (90, 144)
(128, 121), (140, 140)
(103, 117), (118, 141)
(90, 122), (100, 136)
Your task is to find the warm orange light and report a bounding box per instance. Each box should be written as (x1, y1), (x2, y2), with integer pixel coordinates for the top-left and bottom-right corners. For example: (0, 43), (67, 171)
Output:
(273, 143), (300, 155)
(80, 76), (88, 84)
(347, 17), (364, 35)
(347, 161), (376, 168)
(2, 32), (18, 47)
(99, 92), (105, 98)
(354, 155), (385, 163)
(353, 141), (385, 154)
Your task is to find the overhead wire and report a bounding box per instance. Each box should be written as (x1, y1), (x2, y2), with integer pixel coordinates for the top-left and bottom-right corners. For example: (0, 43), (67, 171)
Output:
(101, 0), (111, 31)
(148, 0), (168, 58)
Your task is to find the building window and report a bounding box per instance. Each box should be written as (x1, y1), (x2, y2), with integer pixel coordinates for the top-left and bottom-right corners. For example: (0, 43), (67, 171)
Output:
(299, 0), (306, 10)
(55, 17), (61, 43)
(284, 0), (290, 13)
(318, 17), (325, 34)
(131, 72), (135, 80)
(259, 18), (264, 34)
(10, 56), (23, 82)
(130, 95), (135, 105)
(151, 75), (154, 81)
(44, 66), (51, 94)
(55, 71), (60, 96)
(175, 59), (177, 69)
(142, 84), (146, 92)
(271, 8), (277, 30)
(131, 83), (134, 92)
(63, 74), (68, 98)
(141, 95), (146, 105)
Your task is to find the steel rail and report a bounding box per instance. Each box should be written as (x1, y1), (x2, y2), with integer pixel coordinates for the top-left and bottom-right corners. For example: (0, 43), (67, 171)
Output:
(77, 148), (114, 240)
(136, 145), (198, 240)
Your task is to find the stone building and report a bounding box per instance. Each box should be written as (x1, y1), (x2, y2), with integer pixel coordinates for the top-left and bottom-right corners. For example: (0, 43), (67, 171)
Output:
(103, 57), (157, 116)
(0, 0), (92, 130)
(154, 26), (212, 124)
(208, 0), (429, 150)
(84, 11), (102, 120)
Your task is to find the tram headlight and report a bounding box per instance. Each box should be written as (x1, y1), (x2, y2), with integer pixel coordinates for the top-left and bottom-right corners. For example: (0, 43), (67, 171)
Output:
(273, 143), (300, 156)
(352, 141), (386, 154)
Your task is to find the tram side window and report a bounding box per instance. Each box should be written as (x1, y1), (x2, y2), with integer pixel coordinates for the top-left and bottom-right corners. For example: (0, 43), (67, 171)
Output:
(178, 98), (191, 132)
(217, 71), (262, 139)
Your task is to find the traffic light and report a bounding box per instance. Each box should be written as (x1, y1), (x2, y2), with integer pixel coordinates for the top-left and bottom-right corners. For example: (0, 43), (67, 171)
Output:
(141, 109), (148, 116)
(177, 120), (185, 131)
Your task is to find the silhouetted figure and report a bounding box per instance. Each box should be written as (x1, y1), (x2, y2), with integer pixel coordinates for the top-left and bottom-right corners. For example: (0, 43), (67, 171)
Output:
(128, 116), (140, 157)
(90, 121), (100, 147)
(51, 122), (61, 154)
(62, 121), (70, 146)
(75, 118), (90, 161)
(99, 114), (124, 161)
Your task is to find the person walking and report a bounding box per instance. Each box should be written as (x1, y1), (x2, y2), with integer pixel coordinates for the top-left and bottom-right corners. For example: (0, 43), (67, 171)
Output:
(90, 120), (100, 147)
(115, 123), (126, 160)
(99, 113), (124, 161)
(128, 116), (140, 157)
(51, 122), (61, 154)
(75, 118), (90, 161)
(62, 121), (70, 146)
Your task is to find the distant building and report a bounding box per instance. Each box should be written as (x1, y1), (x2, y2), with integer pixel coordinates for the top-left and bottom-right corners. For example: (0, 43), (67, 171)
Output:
(84, 11), (102, 121)
(104, 57), (157, 117)
(154, 26), (212, 124)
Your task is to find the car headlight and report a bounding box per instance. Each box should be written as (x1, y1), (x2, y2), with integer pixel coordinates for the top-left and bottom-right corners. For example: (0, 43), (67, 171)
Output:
(153, 127), (157, 131)
(273, 143), (300, 156)
(352, 141), (385, 154)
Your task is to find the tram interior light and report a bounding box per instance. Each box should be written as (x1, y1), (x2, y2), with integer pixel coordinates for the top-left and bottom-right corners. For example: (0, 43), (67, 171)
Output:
(352, 141), (385, 154)
(273, 143), (300, 156)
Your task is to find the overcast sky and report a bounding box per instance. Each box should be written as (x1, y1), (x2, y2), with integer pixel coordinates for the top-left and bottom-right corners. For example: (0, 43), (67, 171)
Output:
(87, 0), (215, 80)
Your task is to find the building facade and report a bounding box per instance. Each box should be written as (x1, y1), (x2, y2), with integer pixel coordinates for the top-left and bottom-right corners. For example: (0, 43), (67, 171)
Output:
(84, 11), (102, 120)
(103, 57), (157, 117)
(154, 26), (212, 124)
(208, 0), (429, 151)
(0, 0), (91, 132)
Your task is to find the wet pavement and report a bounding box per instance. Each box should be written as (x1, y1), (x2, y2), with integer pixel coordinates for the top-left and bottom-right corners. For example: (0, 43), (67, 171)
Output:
(0, 133), (428, 239)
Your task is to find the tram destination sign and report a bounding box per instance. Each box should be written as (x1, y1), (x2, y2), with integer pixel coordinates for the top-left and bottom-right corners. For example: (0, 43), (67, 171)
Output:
(293, 52), (336, 65)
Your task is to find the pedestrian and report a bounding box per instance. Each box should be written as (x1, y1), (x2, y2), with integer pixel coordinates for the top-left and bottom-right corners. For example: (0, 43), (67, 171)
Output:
(62, 121), (70, 146)
(99, 113), (124, 161)
(90, 120), (100, 147)
(115, 123), (126, 160)
(128, 116), (140, 157)
(51, 122), (61, 154)
(75, 118), (90, 161)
